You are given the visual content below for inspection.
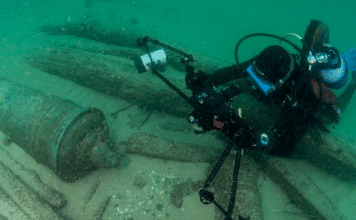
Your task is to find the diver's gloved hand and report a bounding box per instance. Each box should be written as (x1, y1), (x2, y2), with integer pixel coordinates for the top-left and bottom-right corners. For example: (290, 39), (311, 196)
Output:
(188, 109), (215, 133)
(185, 66), (209, 93)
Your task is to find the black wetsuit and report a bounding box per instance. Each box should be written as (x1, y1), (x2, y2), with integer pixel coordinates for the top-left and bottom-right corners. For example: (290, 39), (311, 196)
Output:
(199, 58), (339, 157)
(191, 20), (354, 157)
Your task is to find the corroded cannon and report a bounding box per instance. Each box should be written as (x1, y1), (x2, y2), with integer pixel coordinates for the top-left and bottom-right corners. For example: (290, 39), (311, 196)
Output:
(0, 80), (121, 182)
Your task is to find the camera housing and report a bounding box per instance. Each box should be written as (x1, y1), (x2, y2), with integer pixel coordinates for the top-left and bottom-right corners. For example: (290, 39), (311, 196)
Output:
(134, 49), (167, 73)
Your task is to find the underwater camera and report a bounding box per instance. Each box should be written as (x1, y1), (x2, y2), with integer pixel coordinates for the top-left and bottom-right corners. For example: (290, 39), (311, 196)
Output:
(134, 49), (167, 73)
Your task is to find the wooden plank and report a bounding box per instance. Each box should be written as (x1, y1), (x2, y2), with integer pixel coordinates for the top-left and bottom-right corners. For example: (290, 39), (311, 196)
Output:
(0, 145), (66, 209)
(26, 45), (193, 117)
(250, 152), (348, 220)
(295, 128), (356, 182)
(0, 160), (64, 219)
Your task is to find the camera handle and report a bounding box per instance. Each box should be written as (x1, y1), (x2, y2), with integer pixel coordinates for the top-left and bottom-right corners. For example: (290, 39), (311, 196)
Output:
(136, 37), (249, 220)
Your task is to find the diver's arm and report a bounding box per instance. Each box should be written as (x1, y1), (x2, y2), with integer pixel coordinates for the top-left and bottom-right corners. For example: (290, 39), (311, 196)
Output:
(198, 105), (310, 156)
(259, 107), (315, 157)
(204, 59), (253, 87)
(185, 58), (254, 93)
(221, 118), (298, 157)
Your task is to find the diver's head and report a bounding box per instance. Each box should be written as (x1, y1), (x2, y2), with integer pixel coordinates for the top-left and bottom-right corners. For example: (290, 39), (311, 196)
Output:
(307, 44), (348, 89)
(247, 45), (295, 96)
(255, 45), (293, 83)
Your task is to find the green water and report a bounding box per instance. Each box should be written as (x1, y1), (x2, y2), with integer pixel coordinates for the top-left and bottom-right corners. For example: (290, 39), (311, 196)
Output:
(0, 0), (355, 219)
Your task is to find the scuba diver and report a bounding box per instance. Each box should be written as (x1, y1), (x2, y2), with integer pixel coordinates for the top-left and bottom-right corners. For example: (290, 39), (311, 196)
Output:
(134, 20), (356, 219)
(185, 20), (356, 156)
